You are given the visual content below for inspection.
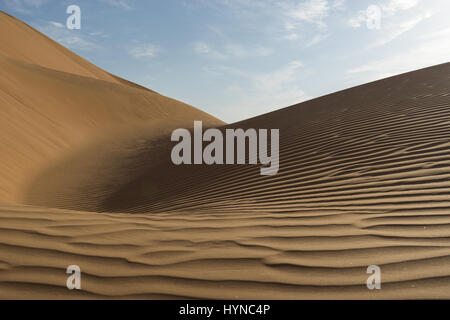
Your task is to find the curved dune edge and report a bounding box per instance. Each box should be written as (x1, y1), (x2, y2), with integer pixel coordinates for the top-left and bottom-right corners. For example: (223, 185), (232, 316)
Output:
(0, 11), (224, 205)
(1, 10), (450, 299)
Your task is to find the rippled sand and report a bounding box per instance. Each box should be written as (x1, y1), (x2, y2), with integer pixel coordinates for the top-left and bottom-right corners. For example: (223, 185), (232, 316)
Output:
(1, 10), (450, 299)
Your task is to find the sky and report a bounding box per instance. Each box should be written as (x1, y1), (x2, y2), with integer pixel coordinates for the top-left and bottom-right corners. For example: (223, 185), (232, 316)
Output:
(1, 0), (450, 123)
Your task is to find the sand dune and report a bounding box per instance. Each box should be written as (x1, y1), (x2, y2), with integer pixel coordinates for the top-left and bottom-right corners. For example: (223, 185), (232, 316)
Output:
(0, 11), (223, 205)
(1, 10), (450, 299)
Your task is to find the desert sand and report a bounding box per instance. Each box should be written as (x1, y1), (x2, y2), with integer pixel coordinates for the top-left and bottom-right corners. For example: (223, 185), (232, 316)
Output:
(0, 10), (450, 299)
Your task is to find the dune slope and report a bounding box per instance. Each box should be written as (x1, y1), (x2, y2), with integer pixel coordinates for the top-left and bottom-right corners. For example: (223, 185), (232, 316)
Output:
(0, 11), (223, 204)
(1, 10), (450, 299)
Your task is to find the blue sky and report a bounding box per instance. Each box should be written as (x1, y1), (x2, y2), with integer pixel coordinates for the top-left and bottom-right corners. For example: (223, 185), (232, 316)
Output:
(1, 0), (450, 123)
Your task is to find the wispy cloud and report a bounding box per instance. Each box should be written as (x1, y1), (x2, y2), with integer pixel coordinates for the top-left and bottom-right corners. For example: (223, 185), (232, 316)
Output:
(347, 0), (431, 46)
(284, 0), (330, 28)
(191, 0), (339, 47)
(100, 0), (132, 10)
(347, 33), (450, 80)
(306, 32), (330, 47)
(381, 0), (419, 13)
(194, 41), (226, 59)
(375, 11), (432, 46)
(3, 0), (47, 14)
(35, 21), (100, 51)
(252, 60), (304, 93)
(88, 30), (109, 38)
(332, 0), (346, 10)
(129, 43), (161, 59)
(348, 0), (420, 29)
(279, 0), (343, 47)
(347, 10), (367, 28)
(225, 43), (273, 59)
(194, 41), (272, 60)
(49, 21), (64, 28)
(283, 33), (299, 41)
(211, 61), (310, 122)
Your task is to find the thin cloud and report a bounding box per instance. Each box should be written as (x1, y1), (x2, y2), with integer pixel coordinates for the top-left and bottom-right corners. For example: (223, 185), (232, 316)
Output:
(129, 43), (161, 59)
(381, 0), (420, 13)
(100, 0), (132, 10)
(194, 41), (272, 60)
(3, 0), (47, 14)
(279, 0), (342, 47)
(306, 32), (330, 47)
(285, 0), (330, 28)
(347, 0), (430, 46)
(347, 32), (450, 79)
(284, 33), (299, 41)
(194, 41), (226, 59)
(348, 0), (421, 29)
(35, 21), (100, 51)
(215, 61), (309, 122)
(347, 10), (367, 28)
(49, 21), (64, 28)
(375, 11), (433, 46)
(225, 43), (272, 58)
(332, 0), (346, 10)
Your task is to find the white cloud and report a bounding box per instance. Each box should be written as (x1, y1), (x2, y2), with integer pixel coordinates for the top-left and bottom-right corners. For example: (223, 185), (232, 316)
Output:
(214, 61), (310, 122)
(381, 0), (420, 13)
(347, 0), (432, 46)
(347, 35), (450, 80)
(192, 1), (339, 48)
(100, 0), (132, 10)
(35, 22), (100, 51)
(284, 21), (296, 31)
(194, 41), (227, 59)
(194, 41), (272, 60)
(88, 30), (109, 38)
(348, 0), (420, 29)
(284, 33), (299, 40)
(332, 0), (346, 10)
(129, 44), (161, 59)
(306, 32), (329, 47)
(279, 0), (343, 47)
(419, 26), (450, 41)
(49, 21), (64, 28)
(375, 11), (433, 46)
(286, 0), (330, 27)
(347, 10), (366, 28)
(4, 0), (47, 14)
(252, 60), (304, 91)
(194, 42), (211, 54)
(61, 36), (99, 51)
(225, 43), (273, 58)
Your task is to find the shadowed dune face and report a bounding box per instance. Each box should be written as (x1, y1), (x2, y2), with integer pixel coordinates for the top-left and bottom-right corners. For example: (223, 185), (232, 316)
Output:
(25, 63), (450, 216)
(135, 62), (450, 215)
(0, 11), (224, 204)
(1, 10), (450, 299)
